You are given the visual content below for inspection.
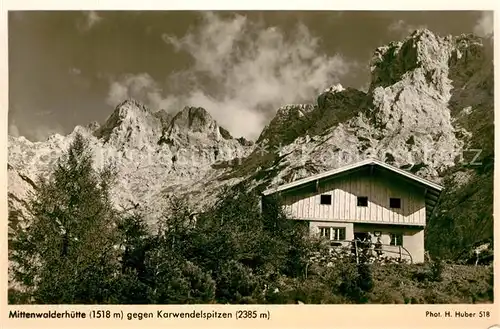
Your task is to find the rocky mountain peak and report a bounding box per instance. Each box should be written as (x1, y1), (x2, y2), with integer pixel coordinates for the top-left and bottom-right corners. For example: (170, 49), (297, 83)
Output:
(169, 106), (218, 133)
(93, 98), (163, 149)
(7, 28), (493, 251)
(323, 83), (345, 93)
(246, 29), (490, 190)
(161, 105), (254, 152)
(153, 109), (174, 127)
(369, 29), (454, 91)
(86, 121), (101, 132)
(275, 104), (315, 120)
(362, 29), (464, 174)
(256, 103), (314, 148)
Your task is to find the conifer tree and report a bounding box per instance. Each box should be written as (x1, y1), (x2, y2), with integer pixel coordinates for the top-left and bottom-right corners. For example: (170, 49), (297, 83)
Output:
(10, 133), (121, 303)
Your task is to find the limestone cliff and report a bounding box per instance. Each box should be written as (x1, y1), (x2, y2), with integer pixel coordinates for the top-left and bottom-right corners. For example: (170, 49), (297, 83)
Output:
(8, 29), (494, 259)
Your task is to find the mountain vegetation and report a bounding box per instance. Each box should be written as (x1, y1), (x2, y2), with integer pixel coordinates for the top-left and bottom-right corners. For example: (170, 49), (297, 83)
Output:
(8, 29), (494, 303)
(8, 133), (493, 304)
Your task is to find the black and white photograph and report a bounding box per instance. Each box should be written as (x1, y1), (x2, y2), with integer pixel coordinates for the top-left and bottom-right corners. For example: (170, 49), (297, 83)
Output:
(7, 10), (494, 305)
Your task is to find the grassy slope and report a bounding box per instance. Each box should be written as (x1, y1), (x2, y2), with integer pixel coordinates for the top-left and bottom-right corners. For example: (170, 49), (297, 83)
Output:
(368, 263), (493, 304)
(265, 263), (493, 304)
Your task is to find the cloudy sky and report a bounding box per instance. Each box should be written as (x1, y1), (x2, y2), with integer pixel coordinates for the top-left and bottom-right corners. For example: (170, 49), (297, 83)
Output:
(8, 11), (493, 141)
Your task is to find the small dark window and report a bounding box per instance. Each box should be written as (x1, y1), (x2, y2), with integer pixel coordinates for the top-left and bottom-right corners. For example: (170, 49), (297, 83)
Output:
(390, 198), (401, 209)
(357, 196), (368, 207)
(320, 194), (332, 205)
(390, 233), (403, 246)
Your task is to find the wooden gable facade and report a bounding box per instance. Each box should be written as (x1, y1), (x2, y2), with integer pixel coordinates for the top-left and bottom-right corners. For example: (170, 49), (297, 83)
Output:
(261, 159), (444, 264)
(262, 159), (443, 226)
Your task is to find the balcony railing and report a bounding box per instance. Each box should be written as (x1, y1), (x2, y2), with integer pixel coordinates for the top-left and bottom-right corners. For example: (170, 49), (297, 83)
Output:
(321, 239), (413, 264)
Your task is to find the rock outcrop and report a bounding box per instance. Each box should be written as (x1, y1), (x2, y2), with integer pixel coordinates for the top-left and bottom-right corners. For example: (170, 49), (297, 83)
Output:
(8, 29), (494, 259)
(8, 100), (253, 225)
(243, 30), (476, 191)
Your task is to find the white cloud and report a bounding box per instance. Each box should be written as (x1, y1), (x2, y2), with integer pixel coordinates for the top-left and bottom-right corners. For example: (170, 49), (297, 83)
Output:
(388, 19), (427, 36)
(473, 11), (493, 38)
(77, 11), (102, 32)
(106, 73), (177, 111)
(106, 12), (353, 140)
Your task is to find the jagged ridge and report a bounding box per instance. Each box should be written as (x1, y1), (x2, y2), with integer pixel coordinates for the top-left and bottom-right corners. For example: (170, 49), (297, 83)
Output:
(8, 101), (253, 222)
(8, 29), (494, 260)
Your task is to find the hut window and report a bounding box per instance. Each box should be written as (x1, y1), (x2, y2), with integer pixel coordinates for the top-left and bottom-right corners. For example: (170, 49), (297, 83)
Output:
(390, 198), (401, 209)
(390, 233), (403, 246)
(319, 227), (346, 241)
(357, 196), (368, 207)
(320, 194), (332, 205)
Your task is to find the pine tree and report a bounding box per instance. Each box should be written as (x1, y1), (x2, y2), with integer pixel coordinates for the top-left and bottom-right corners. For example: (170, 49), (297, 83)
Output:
(10, 133), (122, 304)
(112, 210), (153, 304)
